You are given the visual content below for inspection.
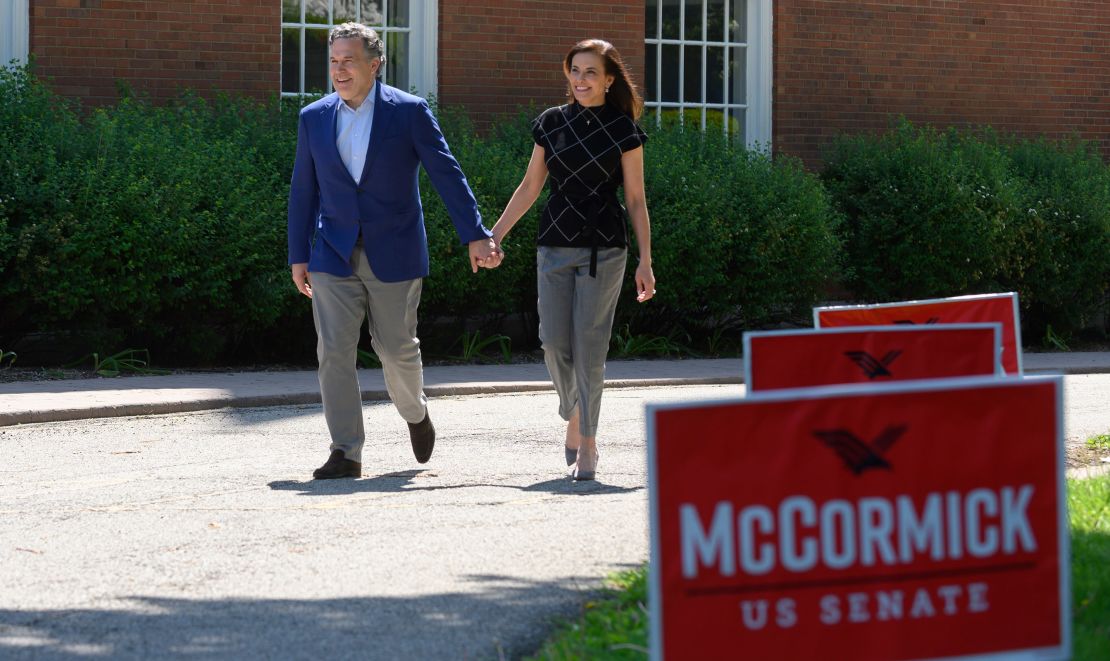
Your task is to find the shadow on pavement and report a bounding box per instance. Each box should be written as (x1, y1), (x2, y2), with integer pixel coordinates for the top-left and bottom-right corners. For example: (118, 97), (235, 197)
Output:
(0, 575), (593, 660)
(267, 472), (643, 496)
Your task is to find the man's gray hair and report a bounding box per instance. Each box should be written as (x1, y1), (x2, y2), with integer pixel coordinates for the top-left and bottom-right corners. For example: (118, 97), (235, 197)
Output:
(328, 22), (386, 67)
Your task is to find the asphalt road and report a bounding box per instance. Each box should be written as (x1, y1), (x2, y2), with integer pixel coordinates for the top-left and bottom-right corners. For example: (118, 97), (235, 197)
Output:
(1, 378), (1107, 660)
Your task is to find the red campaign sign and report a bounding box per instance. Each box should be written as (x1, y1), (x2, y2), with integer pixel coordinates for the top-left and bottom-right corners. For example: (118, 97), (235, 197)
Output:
(743, 324), (1003, 392)
(814, 293), (1023, 375)
(647, 376), (1068, 661)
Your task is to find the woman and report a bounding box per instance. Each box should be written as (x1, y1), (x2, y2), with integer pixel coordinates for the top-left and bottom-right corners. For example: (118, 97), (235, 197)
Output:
(491, 39), (655, 481)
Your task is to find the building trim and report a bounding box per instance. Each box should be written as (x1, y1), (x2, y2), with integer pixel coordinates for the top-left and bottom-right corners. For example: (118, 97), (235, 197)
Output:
(1, 0), (29, 67)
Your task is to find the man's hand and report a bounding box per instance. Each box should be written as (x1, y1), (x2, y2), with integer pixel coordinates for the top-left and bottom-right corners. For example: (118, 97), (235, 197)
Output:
(291, 263), (313, 298)
(469, 238), (504, 273)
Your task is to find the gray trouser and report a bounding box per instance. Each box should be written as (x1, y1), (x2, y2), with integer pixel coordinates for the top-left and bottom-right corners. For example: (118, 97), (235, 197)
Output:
(537, 246), (627, 437)
(309, 244), (427, 463)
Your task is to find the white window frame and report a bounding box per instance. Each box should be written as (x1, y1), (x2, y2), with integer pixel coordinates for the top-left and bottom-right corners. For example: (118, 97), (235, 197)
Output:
(644, 0), (772, 149)
(280, 1), (437, 98)
(1, 0), (30, 68)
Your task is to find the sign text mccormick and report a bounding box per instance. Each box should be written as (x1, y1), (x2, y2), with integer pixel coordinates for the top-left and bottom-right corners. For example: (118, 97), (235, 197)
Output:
(647, 376), (1068, 660)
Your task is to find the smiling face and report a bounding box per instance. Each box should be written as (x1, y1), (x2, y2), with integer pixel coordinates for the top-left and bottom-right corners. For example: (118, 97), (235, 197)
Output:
(330, 37), (380, 109)
(566, 51), (614, 108)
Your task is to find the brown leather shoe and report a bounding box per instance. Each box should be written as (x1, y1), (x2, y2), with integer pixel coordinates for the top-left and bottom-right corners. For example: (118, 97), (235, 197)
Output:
(312, 450), (362, 479)
(408, 412), (435, 464)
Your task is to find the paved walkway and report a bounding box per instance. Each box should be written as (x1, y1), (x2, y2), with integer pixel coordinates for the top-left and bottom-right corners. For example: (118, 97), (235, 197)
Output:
(2, 353), (1109, 426)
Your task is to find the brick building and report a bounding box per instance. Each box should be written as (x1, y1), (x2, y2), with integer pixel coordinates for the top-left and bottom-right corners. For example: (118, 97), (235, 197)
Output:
(2, 1), (1107, 165)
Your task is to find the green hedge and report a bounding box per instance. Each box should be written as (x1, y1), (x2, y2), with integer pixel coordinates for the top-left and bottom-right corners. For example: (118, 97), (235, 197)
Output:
(639, 116), (842, 334)
(6, 65), (1103, 366)
(0, 66), (302, 362)
(823, 119), (1110, 340)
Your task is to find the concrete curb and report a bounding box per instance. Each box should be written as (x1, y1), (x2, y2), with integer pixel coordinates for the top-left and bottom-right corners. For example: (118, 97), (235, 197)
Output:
(0, 375), (744, 427)
(2, 352), (1106, 427)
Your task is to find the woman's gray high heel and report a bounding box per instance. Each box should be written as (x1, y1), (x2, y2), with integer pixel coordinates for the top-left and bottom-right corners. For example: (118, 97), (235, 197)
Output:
(572, 451), (598, 481)
(564, 446), (577, 466)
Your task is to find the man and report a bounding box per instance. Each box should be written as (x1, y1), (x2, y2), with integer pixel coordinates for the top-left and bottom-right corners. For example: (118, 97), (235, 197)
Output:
(288, 23), (501, 480)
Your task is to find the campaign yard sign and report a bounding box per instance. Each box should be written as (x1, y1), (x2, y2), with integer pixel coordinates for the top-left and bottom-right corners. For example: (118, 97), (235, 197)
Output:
(743, 324), (1003, 392)
(814, 293), (1023, 375)
(647, 375), (1068, 660)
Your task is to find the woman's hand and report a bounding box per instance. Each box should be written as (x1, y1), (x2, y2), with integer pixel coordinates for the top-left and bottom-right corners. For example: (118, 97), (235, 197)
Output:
(635, 261), (655, 303)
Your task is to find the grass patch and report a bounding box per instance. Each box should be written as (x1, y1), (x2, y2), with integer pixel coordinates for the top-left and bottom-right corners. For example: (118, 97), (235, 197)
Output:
(1070, 474), (1110, 660)
(530, 475), (1110, 659)
(1086, 433), (1110, 451)
(526, 568), (648, 660)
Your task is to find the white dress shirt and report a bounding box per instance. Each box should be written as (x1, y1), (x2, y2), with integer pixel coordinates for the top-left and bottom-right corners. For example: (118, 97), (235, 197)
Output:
(336, 82), (376, 182)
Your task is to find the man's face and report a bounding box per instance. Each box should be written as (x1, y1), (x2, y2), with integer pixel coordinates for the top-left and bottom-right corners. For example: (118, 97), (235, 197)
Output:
(330, 37), (380, 107)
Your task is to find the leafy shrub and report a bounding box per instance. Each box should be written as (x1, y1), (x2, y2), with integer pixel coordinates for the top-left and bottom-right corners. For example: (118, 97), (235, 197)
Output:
(823, 119), (1110, 341)
(0, 65), (302, 362)
(1002, 138), (1110, 339)
(642, 117), (843, 333)
(0, 68), (847, 363)
(822, 120), (1021, 302)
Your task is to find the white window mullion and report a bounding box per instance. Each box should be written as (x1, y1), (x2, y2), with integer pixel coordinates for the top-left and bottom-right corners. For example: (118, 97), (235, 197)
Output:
(678, 1), (686, 122)
(700, 1), (708, 130)
(299, 26), (306, 94)
(655, 0), (663, 123)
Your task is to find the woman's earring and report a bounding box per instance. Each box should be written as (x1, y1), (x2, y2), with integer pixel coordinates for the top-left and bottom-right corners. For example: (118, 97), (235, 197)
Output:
(605, 86), (610, 93)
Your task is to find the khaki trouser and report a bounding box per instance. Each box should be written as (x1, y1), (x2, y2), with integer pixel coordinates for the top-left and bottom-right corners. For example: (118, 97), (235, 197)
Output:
(310, 243), (426, 463)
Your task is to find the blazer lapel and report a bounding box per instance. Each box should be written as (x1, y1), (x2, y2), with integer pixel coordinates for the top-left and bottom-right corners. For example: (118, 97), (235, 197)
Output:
(318, 94), (356, 183)
(359, 81), (396, 184)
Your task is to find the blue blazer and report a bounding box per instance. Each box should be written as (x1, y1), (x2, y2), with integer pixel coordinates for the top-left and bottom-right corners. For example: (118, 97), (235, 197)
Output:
(287, 83), (491, 281)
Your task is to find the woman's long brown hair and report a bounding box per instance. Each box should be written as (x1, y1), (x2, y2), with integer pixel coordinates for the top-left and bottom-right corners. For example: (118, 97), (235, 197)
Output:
(564, 39), (644, 121)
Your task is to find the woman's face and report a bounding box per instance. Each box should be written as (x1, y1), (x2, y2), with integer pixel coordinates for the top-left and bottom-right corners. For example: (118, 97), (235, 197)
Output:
(566, 51), (614, 107)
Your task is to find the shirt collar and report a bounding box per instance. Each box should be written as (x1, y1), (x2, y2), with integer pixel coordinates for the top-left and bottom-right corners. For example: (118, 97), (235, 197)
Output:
(339, 80), (377, 115)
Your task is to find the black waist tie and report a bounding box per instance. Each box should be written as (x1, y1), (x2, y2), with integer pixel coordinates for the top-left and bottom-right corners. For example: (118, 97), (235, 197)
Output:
(579, 193), (617, 277)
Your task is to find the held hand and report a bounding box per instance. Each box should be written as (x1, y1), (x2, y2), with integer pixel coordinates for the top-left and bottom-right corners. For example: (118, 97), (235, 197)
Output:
(469, 238), (504, 273)
(635, 262), (656, 303)
(291, 263), (313, 299)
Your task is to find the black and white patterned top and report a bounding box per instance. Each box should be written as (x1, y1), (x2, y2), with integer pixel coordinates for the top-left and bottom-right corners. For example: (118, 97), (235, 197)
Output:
(532, 102), (648, 274)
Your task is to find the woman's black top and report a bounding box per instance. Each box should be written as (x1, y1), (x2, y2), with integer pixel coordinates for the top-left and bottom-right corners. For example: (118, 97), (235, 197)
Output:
(531, 101), (648, 275)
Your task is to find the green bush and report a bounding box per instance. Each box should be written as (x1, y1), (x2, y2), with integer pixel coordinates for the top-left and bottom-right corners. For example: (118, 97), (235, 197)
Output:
(822, 120), (1020, 302)
(642, 117), (843, 333)
(0, 65), (302, 362)
(822, 119), (1110, 341)
(1002, 138), (1110, 340)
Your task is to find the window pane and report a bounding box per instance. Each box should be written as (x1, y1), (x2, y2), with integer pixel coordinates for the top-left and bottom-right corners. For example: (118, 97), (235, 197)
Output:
(728, 46), (746, 104)
(644, 43), (657, 102)
(706, 45), (723, 104)
(728, 106), (745, 143)
(305, 28), (330, 93)
(646, 0), (658, 39)
(389, 0), (410, 27)
(661, 44), (679, 103)
(684, 0), (703, 41)
(683, 45), (702, 103)
(282, 0), (301, 23)
(729, 0), (748, 43)
(335, 0), (357, 23)
(361, 0), (383, 25)
(305, 0), (327, 24)
(661, 0), (679, 40)
(707, 0), (725, 42)
(282, 27), (301, 93)
(387, 31), (409, 91)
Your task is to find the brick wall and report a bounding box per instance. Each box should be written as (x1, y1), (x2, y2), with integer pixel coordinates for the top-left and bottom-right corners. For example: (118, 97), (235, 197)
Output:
(438, 0), (645, 128)
(29, 0), (280, 106)
(775, 1), (1110, 166)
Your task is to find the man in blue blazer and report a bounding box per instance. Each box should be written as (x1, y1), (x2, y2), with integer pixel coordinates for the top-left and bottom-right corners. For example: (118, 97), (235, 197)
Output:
(288, 23), (502, 479)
